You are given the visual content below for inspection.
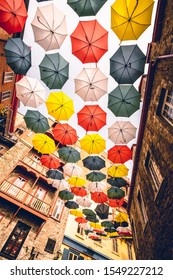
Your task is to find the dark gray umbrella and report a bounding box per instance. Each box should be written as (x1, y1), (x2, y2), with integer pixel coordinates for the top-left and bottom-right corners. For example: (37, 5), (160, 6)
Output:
(86, 171), (106, 182)
(39, 53), (69, 90)
(24, 110), (50, 133)
(82, 155), (105, 170)
(58, 146), (81, 163)
(67, 0), (107, 17)
(110, 45), (146, 84)
(107, 187), (125, 199)
(107, 177), (128, 187)
(4, 38), (31, 75)
(46, 169), (64, 180)
(95, 203), (109, 219)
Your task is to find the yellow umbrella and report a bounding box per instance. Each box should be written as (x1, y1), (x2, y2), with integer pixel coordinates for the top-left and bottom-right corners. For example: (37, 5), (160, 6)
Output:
(111, 0), (154, 42)
(68, 176), (86, 187)
(107, 232), (119, 238)
(46, 91), (74, 121)
(114, 212), (129, 223)
(70, 209), (83, 217)
(80, 134), (106, 154)
(32, 133), (56, 154)
(108, 164), (129, 178)
(89, 222), (103, 230)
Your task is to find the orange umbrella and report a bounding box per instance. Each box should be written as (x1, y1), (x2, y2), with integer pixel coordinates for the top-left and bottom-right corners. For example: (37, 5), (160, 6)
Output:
(108, 145), (132, 164)
(91, 192), (108, 204)
(71, 186), (87, 197)
(52, 123), (78, 145)
(75, 217), (88, 223)
(40, 155), (61, 169)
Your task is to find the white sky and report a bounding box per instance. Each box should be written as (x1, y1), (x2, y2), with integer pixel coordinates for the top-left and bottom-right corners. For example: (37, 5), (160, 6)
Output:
(20, 0), (158, 180)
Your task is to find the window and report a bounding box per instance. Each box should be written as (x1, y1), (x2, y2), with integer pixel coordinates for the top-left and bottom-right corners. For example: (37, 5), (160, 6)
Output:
(131, 219), (138, 249)
(44, 238), (56, 254)
(77, 224), (84, 236)
(61, 248), (84, 260)
(3, 72), (14, 83)
(1, 90), (11, 102)
(0, 221), (31, 260)
(137, 189), (148, 228)
(127, 242), (133, 260)
(161, 89), (173, 126)
(68, 252), (78, 260)
(112, 239), (118, 254)
(51, 199), (64, 221)
(8, 176), (26, 197)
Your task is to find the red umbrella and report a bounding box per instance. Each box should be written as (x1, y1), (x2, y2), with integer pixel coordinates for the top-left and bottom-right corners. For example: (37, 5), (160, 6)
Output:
(108, 145), (132, 164)
(91, 192), (108, 204)
(0, 0), (28, 34)
(52, 123), (78, 145)
(77, 105), (106, 132)
(40, 155), (61, 169)
(70, 19), (108, 63)
(108, 198), (124, 208)
(71, 186), (87, 197)
(75, 217), (88, 224)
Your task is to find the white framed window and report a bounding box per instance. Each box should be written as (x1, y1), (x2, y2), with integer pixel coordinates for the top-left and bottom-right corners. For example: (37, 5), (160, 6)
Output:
(1, 90), (11, 102)
(77, 224), (84, 236)
(112, 239), (118, 254)
(51, 199), (64, 220)
(137, 188), (148, 229)
(3, 72), (14, 83)
(127, 242), (133, 260)
(68, 252), (78, 260)
(161, 89), (173, 126)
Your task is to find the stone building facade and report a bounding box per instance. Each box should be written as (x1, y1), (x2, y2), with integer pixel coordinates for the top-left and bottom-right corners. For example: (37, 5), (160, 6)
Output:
(128, 0), (173, 260)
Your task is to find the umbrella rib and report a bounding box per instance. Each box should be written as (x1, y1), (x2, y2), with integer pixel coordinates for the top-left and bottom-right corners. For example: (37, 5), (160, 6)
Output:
(132, 3), (154, 20)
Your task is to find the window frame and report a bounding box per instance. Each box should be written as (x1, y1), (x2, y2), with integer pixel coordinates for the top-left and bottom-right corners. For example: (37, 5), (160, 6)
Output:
(44, 238), (56, 254)
(137, 187), (148, 229)
(127, 242), (133, 260)
(161, 89), (173, 126)
(0, 90), (11, 102)
(51, 198), (64, 221)
(112, 238), (119, 254)
(3, 71), (14, 83)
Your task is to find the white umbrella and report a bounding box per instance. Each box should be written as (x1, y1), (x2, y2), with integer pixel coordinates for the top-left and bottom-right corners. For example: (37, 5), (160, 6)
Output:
(52, 179), (70, 191)
(31, 3), (67, 51)
(88, 182), (106, 192)
(63, 163), (83, 177)
(108, 121), (137, 144)
(76, 197), (92, 207)
(16, 76), (46, 108)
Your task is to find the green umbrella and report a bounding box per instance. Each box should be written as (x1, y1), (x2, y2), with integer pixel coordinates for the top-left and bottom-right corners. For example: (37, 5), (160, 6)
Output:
(24, 110), (50, 133)
(86, 171), (106, 182)
(58, 190), (74, 201)
(101, 221), (115, 228)
(65, 200), (79, 209)
(46, 169), (64, 180)
(110, 44), (146, 84)
(86, 216), (99, 223)
(83, 155), (105, 170)
(82, 209), (96, 216)
(108, 85), (141, 117)
(107, 177), (128, 187)
(39, 53), (69, 90)
(58, 146), (81, 163)
(67, 0), (107, 17)
(107, 187), (125, 199)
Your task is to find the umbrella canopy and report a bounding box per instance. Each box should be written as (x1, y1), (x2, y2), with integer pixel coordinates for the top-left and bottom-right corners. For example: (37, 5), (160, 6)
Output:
(52, 179), (70, 191)
(16, 76), (46, 108)
(58, 189), (74, 201)
(52, 123), (78, 145)
(114, 212), (129, 223)
(24, 110), (50, 134)
(108, 198), (124, 208)
(77, 105), (106, 132)
(91, 191), (108, 204)
(65, 200), (79, 209)
(63, 163), (82, 177)
(80, 134), (106, 154)
(67, 0), (107, 17)
(108, 165), (129, 178)
(107, 187), (125, 199)
(104, 227), (117, 233)
(46, 91), (74, 121)
(86, 216), (99, 223)
(71, 186), (87, 197)
(70, 19), (108, 63)
(82, 208), (95, 216)
(0, 0), (27, 34)
(108, 121), (137, 144)
(68, 176), (86, 187)
(110, 44), (146, 84)
(111, 0), (154, 42)
(75, 67), (108, 102)
(70, 209), (83, 217)
(32, 133), (56, 154)
(117, 226), (132, 236)
(108, 85), (141, 117)
(75, 217), (88, 223)
(58, 146), (81, 163)
(76, 197), (92, 207)
(40, 155), (61, 169)
(86, 171), (106, 182)
(46, 169), (64, 180)
(39, 53), (69, 90)
(107, 177), (128, 187)
(31, 3), (67, 51)
(88, 182), (106, 192)
(108, 145), (132, 164)
(89, 222), (103, 230)
(101, 221), (115, 228)
(83, 155), (105, 171)
(4, 38), (31, 75)
(95, 203), (109, 219)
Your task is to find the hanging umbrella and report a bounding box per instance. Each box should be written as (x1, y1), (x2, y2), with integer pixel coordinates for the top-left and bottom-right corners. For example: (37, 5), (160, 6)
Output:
(32, 134), (56, 154)
(101, 221), (115, 228)
(108, 85), (141, 117)
(75, 67), (108, 102)
(67, 0), (107, 17)
(86, 171), (106, 182)
(16, 76), (46, 108)
(91, 192), (108, 204)
(58, 189), (74, 201)
(46, 169), (64, 180)
(82, 209), (96, 217)
(80, 134), (106, 154)
(52, 179), (70, 191)
(104, 227), (117, 233)
(40, 155), (61, 169)
(114, 212), (129, 223)
(88, 182), (106, 192)
(89, 235), (101, 241)
(75, 217), (88, 224)
(0, 0), (27, 34)
(117, 226), (132, 236)
(111, 0), (154, 42)
(46, 91), (74, 121)
(86, 216), (99, 223)
(107, 187), (125, 199)
(110, 45), (146, 84)
(114, 221), (129, 229)
(108, 145), (132, 164)
(24, 110), (50, 134)
(4, 38), (31, 75)
(52, 123), (78, 145)
(36, 0), (51, 2)
(39, 53), (69, 90)
(31, 3), (67, 51)
(108, 198), (124, 208)
(80, 223), (91, 230)
(58, 146), (81, 163)
(107, 177), (128, 187)
(71, 187), (87, 197)
(76, 197), (92, 207)
(68, 176), (86, 187)
(108, 121), (137, 144)
(83, 156), (105, 171)
(70, 209), (83, 217)
(70, 19), (108, 63)
(65, 200), (79, 209)
(95, 230), (107, 237)
(107, 232), (120, 238)
(63, 163), (82, 177)
(95, 203), (109, 219)
(89, 222), (103, 230)
(108, 165), (129, 178)
(77, 105), (106, 132)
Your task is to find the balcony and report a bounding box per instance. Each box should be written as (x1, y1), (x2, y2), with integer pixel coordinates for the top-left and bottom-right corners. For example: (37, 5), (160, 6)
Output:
(21, 156), (49, 177)
(0, 180), (51, 219)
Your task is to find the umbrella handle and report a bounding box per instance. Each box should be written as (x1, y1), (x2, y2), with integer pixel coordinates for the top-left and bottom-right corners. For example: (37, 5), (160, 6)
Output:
(37, 16), (52, 31)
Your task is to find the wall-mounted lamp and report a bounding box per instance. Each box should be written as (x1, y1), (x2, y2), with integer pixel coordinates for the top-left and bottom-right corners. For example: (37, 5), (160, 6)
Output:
(54, 249), (62, 260)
